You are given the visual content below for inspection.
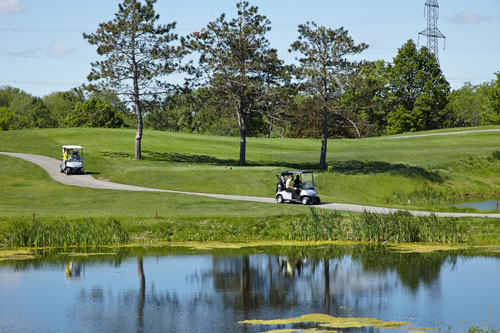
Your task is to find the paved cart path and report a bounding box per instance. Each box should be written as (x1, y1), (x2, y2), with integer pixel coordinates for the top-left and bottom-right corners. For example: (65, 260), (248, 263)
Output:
(2, 151), (500, 218)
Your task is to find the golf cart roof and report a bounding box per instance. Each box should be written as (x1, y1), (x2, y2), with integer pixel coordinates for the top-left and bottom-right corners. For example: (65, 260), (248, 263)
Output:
(62, 145), (83, 150)
(281, 170), (313, 175)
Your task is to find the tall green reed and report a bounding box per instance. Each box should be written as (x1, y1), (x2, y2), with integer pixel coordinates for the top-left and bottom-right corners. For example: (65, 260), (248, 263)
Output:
(8, 218), (129, 247)
(285, 208), (470, 243)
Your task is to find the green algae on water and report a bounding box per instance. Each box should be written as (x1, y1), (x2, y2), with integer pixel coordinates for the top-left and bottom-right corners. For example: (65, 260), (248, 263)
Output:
(239, 313), (416, 331)
(0, 249), (35, 261)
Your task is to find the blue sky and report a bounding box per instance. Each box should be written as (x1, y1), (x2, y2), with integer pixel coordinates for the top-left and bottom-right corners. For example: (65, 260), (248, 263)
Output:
(1, 0), (499, 97)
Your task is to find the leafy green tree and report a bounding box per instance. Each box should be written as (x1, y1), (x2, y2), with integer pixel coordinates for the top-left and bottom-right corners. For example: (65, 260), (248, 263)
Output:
(0, 86), (23, 107)
(259, 53), (294, 138)
(44, 90), (82, 126)
(485, 72), (500, 124)
(386, 40), (450, 133)
(338, 60), (390, 136)
(0, 106), (16, 130)
(64, 97), (125, 128)
(185, 1), (278, 165)
(8, 93), (56, 129)
(443, 82), (492, 127)
(290, 21), (368, 169)
(83, 0), (184, 159)
(386, 106), (417, 135)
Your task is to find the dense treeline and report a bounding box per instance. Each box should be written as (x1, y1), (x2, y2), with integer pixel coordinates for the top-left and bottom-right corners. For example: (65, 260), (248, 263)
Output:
(1, 71), (499, 136)
(1, 0), (499, 164)
(0, 87), (132, 130)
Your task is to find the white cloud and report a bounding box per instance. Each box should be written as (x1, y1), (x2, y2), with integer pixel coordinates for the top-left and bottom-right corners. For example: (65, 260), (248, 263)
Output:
(47, 41), (75, 56)
(450, 11), (493, 25)
(0, 0), (26, 14)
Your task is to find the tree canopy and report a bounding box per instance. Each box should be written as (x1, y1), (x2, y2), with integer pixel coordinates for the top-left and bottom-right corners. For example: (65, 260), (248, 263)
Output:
(83, 0), (184, 159)
(290, 21), (368, 169)
(185, 0), (280, 165)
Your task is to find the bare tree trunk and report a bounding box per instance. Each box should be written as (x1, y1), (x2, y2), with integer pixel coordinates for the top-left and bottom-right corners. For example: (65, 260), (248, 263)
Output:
(239, 129), (246, 166)
(236, 109), (248, 166)
(134, 100), (143, 160)
(320, 103), (328, 169)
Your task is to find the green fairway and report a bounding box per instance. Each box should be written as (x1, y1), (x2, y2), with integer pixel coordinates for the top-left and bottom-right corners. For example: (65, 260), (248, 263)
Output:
(1, 127), (500, 208)
(1, 127), (500, 245)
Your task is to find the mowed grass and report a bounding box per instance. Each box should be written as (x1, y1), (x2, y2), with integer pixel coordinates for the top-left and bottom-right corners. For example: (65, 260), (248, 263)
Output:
(1, 127), (500, 245)
(1, 127), (500, 209)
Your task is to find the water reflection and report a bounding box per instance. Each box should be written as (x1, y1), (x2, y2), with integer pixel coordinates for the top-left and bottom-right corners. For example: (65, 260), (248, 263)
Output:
(1, 245), (499, 332)
(66, 261), (84, 280)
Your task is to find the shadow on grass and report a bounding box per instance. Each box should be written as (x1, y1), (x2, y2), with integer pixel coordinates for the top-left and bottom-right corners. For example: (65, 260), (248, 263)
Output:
(330, 160), (443, 183)
(102, 151), (441, 182)
(103, 150), (237, 166)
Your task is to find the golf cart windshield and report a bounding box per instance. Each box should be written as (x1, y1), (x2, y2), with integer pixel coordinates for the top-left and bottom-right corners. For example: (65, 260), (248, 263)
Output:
(300, 172), (314, 189)
(70, 154), (82, 162)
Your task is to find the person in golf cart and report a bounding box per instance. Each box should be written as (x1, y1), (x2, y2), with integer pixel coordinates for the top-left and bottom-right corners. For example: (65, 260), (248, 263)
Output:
(60, 145), (84, 175)
(276, 170), (320, 205)
(71, 149), (81, 161)
(285, 174), (300, 198)
(294, 175), (301, 189)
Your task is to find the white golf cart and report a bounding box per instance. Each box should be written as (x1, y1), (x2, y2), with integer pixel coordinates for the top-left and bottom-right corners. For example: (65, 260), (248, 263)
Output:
(60, 145), (84, 175)
(275, 170), (320, 205)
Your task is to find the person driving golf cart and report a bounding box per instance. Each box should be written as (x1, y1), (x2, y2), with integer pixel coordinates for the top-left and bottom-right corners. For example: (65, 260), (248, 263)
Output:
(70, 149), (81, 161)
(275, 170), (320, 205)
(285, 174), (299, 198)
(60, 145), (84, 175)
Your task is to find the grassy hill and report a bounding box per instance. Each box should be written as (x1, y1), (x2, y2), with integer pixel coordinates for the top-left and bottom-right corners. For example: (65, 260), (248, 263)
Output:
(1, 127), (500, 245)
(1, 127), (500, 209)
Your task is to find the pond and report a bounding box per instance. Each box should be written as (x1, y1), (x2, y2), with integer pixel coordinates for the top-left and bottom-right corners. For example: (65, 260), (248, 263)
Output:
(454, 198), (500, 211)
(1, 244), (499, 332)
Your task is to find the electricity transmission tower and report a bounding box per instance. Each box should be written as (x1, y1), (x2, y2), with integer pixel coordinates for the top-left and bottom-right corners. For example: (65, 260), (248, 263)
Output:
(418, 0), (445, 64)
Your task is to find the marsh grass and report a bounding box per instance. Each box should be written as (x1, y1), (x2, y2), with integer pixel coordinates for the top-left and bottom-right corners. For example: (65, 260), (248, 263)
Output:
(7, 218), (129, 247)
(286, 208), (470, 243)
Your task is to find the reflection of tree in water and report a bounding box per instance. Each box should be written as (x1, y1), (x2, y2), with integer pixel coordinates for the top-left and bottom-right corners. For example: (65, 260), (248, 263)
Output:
(52, 245), (486, 332)
(350, 245), (455, 291)
(137, 257), (145, 333)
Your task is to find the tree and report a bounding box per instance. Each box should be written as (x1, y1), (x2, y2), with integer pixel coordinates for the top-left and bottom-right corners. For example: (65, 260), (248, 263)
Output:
(44, 90), (82, 126)
(338, 60), (390, 137)
(486, 72), (500, 124)
(83, 0), (184, 159)
(290, 22), (368, 169)
(64, 97), (125, 128)
(259, 53), (294, 138)
(443, 82), (492, 127)
(8, 93), (56, 129)
(386, 40), (450, 133)
(185, 1), (278, 165)
(0, 106), (15, 131)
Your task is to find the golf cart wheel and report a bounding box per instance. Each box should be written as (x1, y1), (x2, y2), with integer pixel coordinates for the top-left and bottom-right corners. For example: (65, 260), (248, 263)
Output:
(313, 197), (321, 205)
(276, 195), (284, 204)
(301, 197), (311, 205)
(80, 168), (85, 175)
(65, 168), (70, 175)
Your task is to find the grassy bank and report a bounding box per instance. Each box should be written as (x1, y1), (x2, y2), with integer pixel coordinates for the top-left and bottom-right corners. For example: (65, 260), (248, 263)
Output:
(4, 208), (500, 247)
(1, 127), (500, 209)
(1, 127), (500, 246)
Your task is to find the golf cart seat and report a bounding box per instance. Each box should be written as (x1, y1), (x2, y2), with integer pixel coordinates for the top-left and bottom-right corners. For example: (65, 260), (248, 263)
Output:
(276, 174), (285, 191)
